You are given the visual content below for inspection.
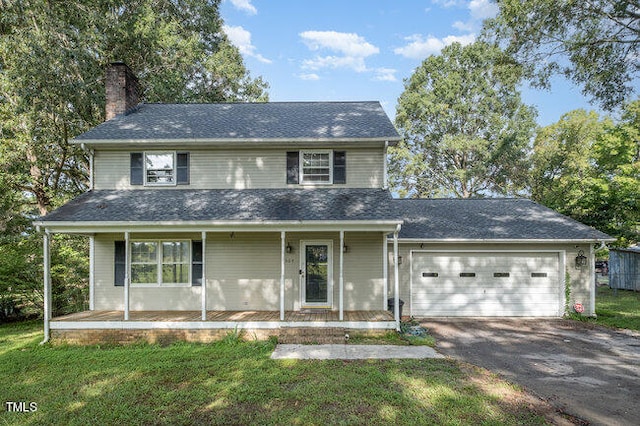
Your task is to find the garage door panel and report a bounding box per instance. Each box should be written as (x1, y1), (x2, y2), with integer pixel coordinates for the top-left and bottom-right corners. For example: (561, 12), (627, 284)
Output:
(411, 252), (562, 317)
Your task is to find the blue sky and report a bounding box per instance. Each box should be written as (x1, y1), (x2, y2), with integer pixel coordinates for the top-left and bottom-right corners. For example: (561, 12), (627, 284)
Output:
(220, 0), (602, 126)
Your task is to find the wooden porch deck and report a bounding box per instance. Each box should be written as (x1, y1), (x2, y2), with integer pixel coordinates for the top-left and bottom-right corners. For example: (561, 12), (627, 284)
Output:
(51, 309), (394, 327)
(49, 310), (396, 344)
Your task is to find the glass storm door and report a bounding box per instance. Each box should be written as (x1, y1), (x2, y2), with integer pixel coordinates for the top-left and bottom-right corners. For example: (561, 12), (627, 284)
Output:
(301, 241), (332, 307)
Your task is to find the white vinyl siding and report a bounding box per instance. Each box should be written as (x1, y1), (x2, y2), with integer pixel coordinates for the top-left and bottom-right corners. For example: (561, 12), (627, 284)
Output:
(94, 148), (384, 189)
(93, 232), (386, 312)
(93, 234), (202, 310)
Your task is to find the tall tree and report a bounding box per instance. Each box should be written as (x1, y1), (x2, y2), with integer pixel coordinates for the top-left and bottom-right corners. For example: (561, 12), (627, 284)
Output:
(390, 41), (537, 198)
(484, 0), (640, 111)
(0, 0), (269, 216)
(0, 0), (269, 318)
(531, 103), (640, 245)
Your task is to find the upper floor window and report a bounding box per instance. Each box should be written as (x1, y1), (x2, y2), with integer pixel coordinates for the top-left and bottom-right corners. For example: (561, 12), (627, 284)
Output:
(301, 151), (332, 184)
(130, 152), (189, 186)
(146, 152), (175, 185)
(287, 150), (346, 185)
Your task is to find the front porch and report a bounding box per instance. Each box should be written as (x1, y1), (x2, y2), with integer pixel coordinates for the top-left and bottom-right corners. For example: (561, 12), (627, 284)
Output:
(50, 309), (396, 344)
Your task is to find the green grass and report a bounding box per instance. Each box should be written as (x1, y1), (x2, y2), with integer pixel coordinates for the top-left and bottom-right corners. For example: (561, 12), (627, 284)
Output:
(593, 286), (640, 331)
(0, 322), (554, 425)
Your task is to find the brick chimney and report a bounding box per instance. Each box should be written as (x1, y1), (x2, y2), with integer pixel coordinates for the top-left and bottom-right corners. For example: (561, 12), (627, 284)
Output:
(105, 62), (140, 121)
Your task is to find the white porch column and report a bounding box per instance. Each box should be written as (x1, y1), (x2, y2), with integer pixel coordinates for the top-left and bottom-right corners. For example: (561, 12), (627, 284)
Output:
(393, 225), (400, 329)
(382, 233), (388, 310)
(201, 231), (207, 321)
(42, 231), (51, 344)
(124, 231), (130, 321)
(280, 231), (286, 321)
(590, 243), (596, 316)
(89, 235), (95, 311)
(339, 230), (344, 321)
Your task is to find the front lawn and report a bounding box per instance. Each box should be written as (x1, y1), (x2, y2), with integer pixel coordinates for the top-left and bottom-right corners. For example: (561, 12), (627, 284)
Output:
(0, 321), (558, 425)
(594, 286), (640, 331)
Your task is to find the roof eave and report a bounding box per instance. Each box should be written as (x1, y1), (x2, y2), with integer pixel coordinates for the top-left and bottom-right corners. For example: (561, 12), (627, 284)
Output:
(71, 136), (401, 147)
(392, 237), (616, 243)
(35, 219), (403, 234)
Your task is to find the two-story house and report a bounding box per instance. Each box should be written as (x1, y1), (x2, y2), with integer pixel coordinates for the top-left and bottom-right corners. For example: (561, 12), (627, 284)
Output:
(36, 63), (612, 344)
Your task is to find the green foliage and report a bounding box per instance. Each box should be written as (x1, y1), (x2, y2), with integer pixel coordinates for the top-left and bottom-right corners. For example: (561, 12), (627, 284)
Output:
(0, 322), (550, 426)
(484, 0), (639, 110)
(0, 0), (269, 318)
(391, 41), (537, 198)
(0, 234), (88, 320)
(594, 286), (640, 331)
(531, 101), (640, 245)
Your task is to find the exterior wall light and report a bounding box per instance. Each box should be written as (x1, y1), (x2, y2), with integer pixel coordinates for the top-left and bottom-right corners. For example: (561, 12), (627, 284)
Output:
(286, 243), (293, 254)
(342, 244), (349, 253)
(575, 250), (587, 268)
(398, 256), (403, 265)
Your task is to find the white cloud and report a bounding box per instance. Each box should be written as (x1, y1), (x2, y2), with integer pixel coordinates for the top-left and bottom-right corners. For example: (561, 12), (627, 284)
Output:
(451, 0), (499, 33)
(452, 20), (474, 32)
(223, 25), (272, 64)
(469, 0), (499, 20)
(298, 73), (320, 81)
(394, 33), (476, 59)
(431, 0), (463, 7)
(299, 31), (379, 72)
(228, 0), (257, 15)
(373, 68), (398, 82)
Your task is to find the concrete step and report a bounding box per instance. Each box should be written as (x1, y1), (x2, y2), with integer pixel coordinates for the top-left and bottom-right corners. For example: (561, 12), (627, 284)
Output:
(278, 327), (349, 344)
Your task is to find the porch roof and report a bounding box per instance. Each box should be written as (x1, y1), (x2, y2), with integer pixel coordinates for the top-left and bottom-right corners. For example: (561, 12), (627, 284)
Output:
(35, 188), (403, 232)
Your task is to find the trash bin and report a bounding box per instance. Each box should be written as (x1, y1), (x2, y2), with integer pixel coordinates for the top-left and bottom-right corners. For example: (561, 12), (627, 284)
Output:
(387, 297), (404, 318)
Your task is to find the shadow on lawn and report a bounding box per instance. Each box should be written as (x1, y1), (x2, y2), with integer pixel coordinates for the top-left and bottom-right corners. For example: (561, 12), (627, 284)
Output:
(0, 323), (551, 425)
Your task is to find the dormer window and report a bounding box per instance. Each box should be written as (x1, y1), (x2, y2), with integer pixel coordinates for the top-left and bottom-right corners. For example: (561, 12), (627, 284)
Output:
(130, 152), (189, 186)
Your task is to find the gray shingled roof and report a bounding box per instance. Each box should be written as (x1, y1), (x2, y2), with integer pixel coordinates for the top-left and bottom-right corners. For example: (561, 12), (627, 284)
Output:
(39, 189), (401, 223)
(396, 198), (612, 241)
(73, 102), (400, 142)
(39, 190), (611, 241)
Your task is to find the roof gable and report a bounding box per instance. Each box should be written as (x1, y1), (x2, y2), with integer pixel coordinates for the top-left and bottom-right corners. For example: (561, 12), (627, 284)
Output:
(74, 101), (400, 144)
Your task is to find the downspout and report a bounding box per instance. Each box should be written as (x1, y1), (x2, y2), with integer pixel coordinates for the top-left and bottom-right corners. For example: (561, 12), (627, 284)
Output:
(393, 224), (400, 331)
(383, 141), (389, 190)
(81, 143), (94, 190)
(41, 230), (51, 344)
(590, 241), (607, 317)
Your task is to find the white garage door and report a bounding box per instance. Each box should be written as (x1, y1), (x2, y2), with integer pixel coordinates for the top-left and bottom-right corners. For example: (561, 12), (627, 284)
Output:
(411, 252), (562, 317)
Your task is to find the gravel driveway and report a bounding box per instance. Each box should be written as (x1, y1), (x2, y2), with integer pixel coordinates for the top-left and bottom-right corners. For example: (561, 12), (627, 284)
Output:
(421, 319), (640, 426)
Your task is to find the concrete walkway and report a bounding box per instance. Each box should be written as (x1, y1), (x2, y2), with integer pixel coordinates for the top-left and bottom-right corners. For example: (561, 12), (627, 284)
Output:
(270, 344), (443, 360)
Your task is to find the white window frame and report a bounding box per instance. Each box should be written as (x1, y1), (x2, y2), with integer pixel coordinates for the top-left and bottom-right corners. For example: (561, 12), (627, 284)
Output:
(130, 239), (191, 287)
(300, 150), (333, 185)
(144, 151), (176, 186)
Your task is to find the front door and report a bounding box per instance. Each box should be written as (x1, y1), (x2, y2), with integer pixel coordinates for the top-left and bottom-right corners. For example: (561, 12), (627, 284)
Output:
(301, 241), (333, 308)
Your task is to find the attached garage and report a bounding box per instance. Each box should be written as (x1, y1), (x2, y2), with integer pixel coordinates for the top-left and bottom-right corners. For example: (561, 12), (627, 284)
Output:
(410, 251), (564, 317)
(391, 198), (613, 318)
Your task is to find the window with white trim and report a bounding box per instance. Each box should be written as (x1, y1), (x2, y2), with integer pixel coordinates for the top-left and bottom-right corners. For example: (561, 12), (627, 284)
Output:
(130, 240), (190, 286)
(300, 151), (332, 184)
(145, 152), (175, 185)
